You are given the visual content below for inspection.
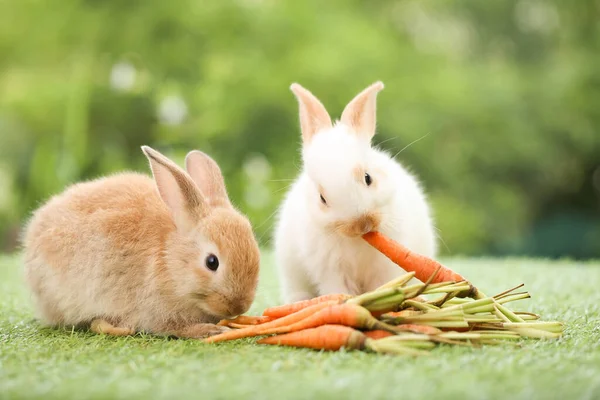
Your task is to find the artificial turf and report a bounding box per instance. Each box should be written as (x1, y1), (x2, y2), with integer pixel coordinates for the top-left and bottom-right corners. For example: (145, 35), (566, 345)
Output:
(1, 253), (599, 400)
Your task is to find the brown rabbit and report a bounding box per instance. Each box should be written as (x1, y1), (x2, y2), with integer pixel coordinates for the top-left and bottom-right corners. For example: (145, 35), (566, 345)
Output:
(22, 146), (260, 338)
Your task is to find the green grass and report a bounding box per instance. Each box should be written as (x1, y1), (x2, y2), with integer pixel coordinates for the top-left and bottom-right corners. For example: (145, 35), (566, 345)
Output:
(1, 253), (600, 400)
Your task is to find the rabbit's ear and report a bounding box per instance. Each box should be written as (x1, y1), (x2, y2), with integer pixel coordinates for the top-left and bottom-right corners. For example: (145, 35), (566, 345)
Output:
(185, 150), (231, 208)
(290, 83), (333, 144)
(341, 81), (384, 139)
(141, 146), (205, 232)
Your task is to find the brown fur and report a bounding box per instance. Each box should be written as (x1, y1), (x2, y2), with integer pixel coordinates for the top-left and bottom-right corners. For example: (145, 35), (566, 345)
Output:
(22, 147), (260, 338)
(328, 212), (382, 237)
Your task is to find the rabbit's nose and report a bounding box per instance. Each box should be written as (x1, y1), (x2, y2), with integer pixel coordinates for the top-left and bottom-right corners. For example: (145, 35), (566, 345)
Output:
(356, 213), (379, 235)
(337, 212), (381, 237)
(228, 299), (251, 317)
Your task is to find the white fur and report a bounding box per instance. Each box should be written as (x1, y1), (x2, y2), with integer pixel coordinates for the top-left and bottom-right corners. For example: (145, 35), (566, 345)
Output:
(275, 85), (437, 303)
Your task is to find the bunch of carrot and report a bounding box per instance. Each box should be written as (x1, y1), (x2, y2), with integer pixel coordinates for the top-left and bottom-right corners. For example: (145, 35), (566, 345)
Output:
(205, 232), (563, 355)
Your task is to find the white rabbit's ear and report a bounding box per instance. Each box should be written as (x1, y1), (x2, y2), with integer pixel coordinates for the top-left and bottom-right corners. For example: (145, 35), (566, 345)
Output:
(341, 81), (384, 139)
(141, 146), (205, 232)
(185, 150), (232, 208)
(290, 83), (333, 144)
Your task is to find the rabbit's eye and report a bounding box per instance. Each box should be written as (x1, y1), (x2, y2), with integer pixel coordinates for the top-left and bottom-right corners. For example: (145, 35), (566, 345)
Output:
(319, 194), (327, 205)
(364, 172), (372, 186)
(205, 254), (219, 271)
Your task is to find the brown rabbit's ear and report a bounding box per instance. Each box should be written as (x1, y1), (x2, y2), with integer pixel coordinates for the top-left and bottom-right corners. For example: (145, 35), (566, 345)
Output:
(340, 81), (384, 139)
(290, 83), (333, 144)
(141, 146), (205, 232)
(184, 150), (231, 208)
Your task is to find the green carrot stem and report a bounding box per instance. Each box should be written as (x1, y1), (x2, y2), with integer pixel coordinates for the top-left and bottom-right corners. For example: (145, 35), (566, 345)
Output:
(348, 287), (403, 306)
(441, 297), (495, 313)
(428, 291), (457, 307)
(471, 286), (487, 299)
(494, 305), (512, 322)
(515, 312), (540, 321)
(495, 302), (525, 323)
(403, 300), (439, 312)
(469, 329), (512, 334)
(439, 332), (520, 340)
(469, 323), (506, 330)
(412, 320), (470, 328)
(375, 272), (417, 291)
(510, 327), (562, 339)
(400, 309), (464, 320)
(441, 297), (472, 307)
(464, 315), (504, 323)
(496, 293), (531, 305)
(424, 284), (472, 295)
(404, 282), (460, 297)
(464, 302), (498, 314)
(492, 283), (525, 299)
(430, 336), (478, 347)
(502, 322), (563, 333)
(363, 294), (407, 312)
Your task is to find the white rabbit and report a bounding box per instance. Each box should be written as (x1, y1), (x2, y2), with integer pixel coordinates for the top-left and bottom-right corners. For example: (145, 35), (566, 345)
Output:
(274, 81), (437, 303)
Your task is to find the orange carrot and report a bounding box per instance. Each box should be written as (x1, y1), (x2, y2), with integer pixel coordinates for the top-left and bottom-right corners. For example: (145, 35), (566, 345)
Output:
(363, 231), (480, 298)
(270, 303), (394, 334)
(383, 310), (422, 318)
(226, 323), (260, 329)
(204, 301), (337, 343)
(394, 324), (442, 335)
(217, 315), (273, 326)
(258, 325), (367, 351)
(364, 330), (395, 339)
(205, 303), (394, 344)
(262, 294), (352, 318)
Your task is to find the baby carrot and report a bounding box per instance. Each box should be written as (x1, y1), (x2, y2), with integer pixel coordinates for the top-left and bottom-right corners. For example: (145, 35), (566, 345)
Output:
(204, 301), (337, 343)
(226, 323), (259, 329)
(206, 303), (395, 344)
(382, 310), (422, 319)
(394, 324), (442, 335)
(258, 325), (367, 351)
(270, 303), (395, 334)
(259, 325), (431, 356)
(262, 293), (352, 318)
(363, 231), (481, 298)
(217, 315), (273, 326)
(364, 330), (395, 339)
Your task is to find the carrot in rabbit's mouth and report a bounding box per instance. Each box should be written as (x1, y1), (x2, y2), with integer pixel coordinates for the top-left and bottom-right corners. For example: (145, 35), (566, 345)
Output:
(362, 231), (483, 298)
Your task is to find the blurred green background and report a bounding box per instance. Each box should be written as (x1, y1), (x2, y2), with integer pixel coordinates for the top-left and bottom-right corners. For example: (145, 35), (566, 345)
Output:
(0, 0), (598, 258)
